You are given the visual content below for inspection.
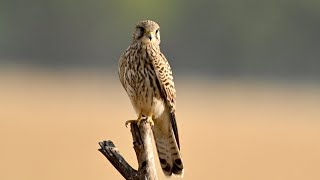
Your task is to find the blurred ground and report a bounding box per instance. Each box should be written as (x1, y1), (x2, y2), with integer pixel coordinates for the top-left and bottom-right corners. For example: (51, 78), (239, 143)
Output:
(1, 68), (320, 180)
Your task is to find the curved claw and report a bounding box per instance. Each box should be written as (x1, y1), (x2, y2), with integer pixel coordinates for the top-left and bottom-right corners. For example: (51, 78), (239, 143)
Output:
(125, 113), (143, 127)
(145, 117), (154, 127)
(125, 116), (154, 127)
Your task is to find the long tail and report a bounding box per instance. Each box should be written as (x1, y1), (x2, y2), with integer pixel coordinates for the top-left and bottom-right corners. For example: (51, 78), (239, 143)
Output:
(153, 112), (184, 176)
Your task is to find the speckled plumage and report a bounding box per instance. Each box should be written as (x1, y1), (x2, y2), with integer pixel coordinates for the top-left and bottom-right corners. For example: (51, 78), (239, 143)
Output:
(118, 20), (184, 176)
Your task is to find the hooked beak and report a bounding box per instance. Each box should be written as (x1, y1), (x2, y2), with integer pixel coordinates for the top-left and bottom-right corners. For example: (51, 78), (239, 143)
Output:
(145, 31), (154, 41)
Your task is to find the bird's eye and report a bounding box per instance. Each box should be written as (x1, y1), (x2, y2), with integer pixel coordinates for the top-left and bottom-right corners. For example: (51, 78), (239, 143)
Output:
(156, 29), (159, 34)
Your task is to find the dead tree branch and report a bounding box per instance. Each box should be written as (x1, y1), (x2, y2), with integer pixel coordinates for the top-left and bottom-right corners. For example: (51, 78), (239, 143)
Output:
(98, 120), (158, 180)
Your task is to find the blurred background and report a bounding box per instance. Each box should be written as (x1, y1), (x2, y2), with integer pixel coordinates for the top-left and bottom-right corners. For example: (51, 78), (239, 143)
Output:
(1, 0), (320, 179)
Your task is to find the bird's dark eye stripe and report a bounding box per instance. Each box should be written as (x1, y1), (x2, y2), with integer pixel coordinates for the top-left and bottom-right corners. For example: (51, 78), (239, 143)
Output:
(137, 26), (145, 32)
(156, 29), (159, 33)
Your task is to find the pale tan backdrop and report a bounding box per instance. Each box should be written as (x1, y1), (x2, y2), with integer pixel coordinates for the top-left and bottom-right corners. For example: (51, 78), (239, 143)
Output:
(1, 69), (319, 180)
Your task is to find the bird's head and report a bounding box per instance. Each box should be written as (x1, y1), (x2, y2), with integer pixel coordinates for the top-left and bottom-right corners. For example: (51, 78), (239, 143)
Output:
(133, 20), (160, 45)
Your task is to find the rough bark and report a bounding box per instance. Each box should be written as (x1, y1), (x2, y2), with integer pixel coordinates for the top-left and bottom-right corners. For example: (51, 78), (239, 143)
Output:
(98, 120), (158, 180)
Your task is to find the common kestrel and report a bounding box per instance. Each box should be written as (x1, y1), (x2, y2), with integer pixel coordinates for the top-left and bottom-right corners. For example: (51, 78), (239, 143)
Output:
(118, 20), (184, 176)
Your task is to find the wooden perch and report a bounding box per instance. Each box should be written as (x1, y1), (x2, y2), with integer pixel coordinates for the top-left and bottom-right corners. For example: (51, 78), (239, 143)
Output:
(98, 119), (158, 180)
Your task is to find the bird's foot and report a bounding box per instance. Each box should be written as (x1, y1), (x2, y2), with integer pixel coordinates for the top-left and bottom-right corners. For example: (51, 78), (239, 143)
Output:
(125, 116), (154, 127)
(125, 114), (143, 127)
(145, 116), (154, 127)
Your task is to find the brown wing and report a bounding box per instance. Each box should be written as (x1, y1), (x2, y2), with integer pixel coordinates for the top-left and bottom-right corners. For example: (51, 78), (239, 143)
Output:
(152, 53), (180, 148)
(152, 53), (176, 111)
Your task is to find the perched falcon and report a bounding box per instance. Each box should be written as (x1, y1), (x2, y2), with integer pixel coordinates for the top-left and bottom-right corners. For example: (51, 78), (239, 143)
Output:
(118, 20), (184, 176)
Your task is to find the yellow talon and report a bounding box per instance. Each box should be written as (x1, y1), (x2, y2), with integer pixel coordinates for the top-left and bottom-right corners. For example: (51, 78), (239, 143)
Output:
(125, 114), (143, 127)
(145, 116), (154, 127)
(125, 115), (154, 127)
